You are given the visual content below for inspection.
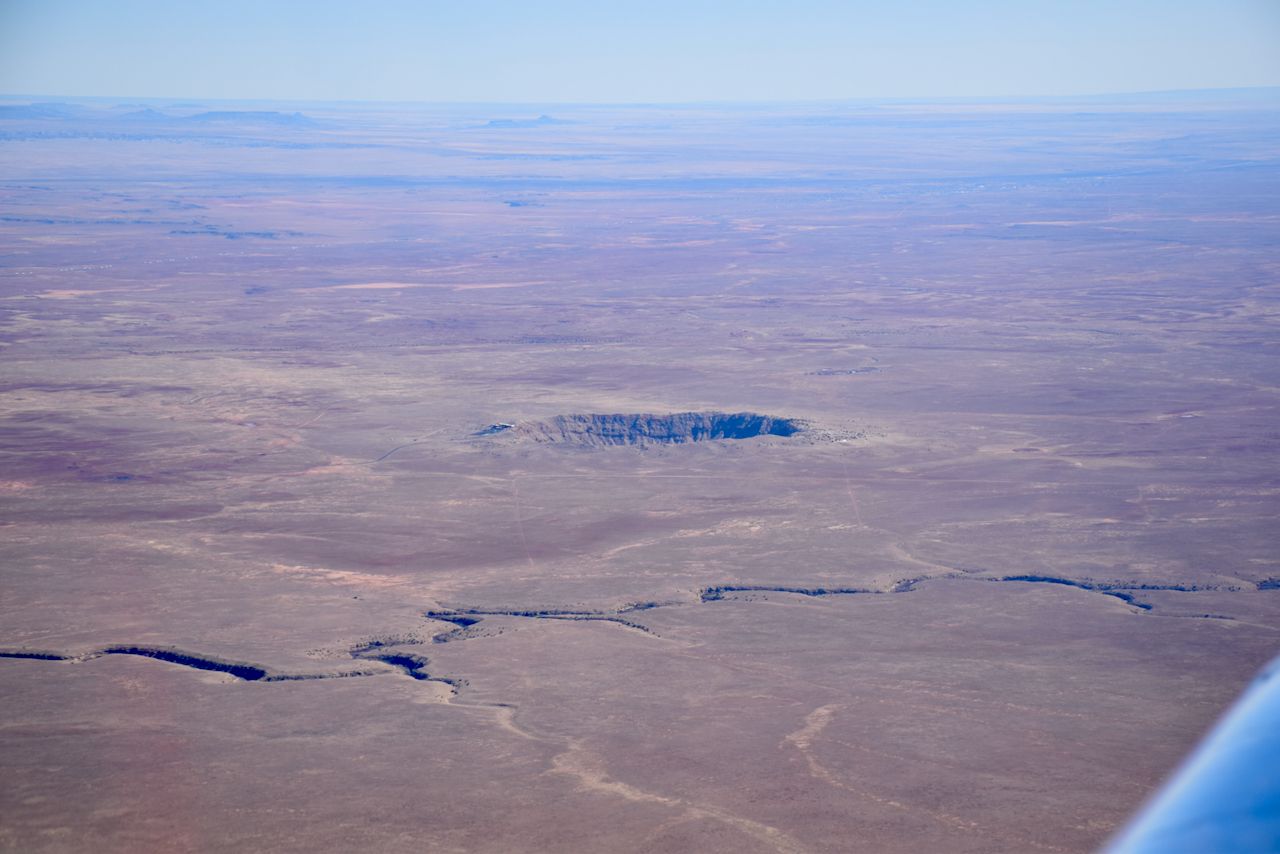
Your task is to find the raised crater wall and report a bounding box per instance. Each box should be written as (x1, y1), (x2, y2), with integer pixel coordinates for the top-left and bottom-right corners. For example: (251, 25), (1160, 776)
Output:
(486, 411), (805, 447)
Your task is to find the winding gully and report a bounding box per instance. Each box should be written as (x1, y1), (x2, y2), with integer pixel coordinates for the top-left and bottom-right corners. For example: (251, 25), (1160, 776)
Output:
(0, 574), (1255, 688)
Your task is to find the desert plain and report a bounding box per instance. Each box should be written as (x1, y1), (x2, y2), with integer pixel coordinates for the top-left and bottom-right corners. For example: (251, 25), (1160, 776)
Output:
(1, 91), (1279, 852)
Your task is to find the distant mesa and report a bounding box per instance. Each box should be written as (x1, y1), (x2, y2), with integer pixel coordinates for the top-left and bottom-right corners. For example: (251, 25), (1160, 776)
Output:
(118, 109), (317, 126)
(478, 412), (805, 447)
(0, 102), (83, 120)
(119, 107), (170, 121)
(482, 114), (573, 129)
(0, 104), (317, 126)
(184, 110), (317, 126)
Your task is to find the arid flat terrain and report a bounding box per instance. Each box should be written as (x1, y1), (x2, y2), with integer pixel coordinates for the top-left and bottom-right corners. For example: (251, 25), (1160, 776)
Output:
(1, 91), (1279, 852)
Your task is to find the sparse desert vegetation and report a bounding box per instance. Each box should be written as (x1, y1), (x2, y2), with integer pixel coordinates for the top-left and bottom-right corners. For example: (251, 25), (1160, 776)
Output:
(1, 90), (1278, 852)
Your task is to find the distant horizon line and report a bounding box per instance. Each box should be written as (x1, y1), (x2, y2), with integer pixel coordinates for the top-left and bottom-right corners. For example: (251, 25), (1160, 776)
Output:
(2, 84), (1279, 110)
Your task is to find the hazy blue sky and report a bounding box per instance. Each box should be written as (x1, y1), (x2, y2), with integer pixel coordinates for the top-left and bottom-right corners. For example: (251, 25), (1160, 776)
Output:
(2, 0), (1278, 102)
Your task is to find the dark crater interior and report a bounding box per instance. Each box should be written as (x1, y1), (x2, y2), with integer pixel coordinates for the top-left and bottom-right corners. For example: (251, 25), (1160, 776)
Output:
(487, 411), (805, 447)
